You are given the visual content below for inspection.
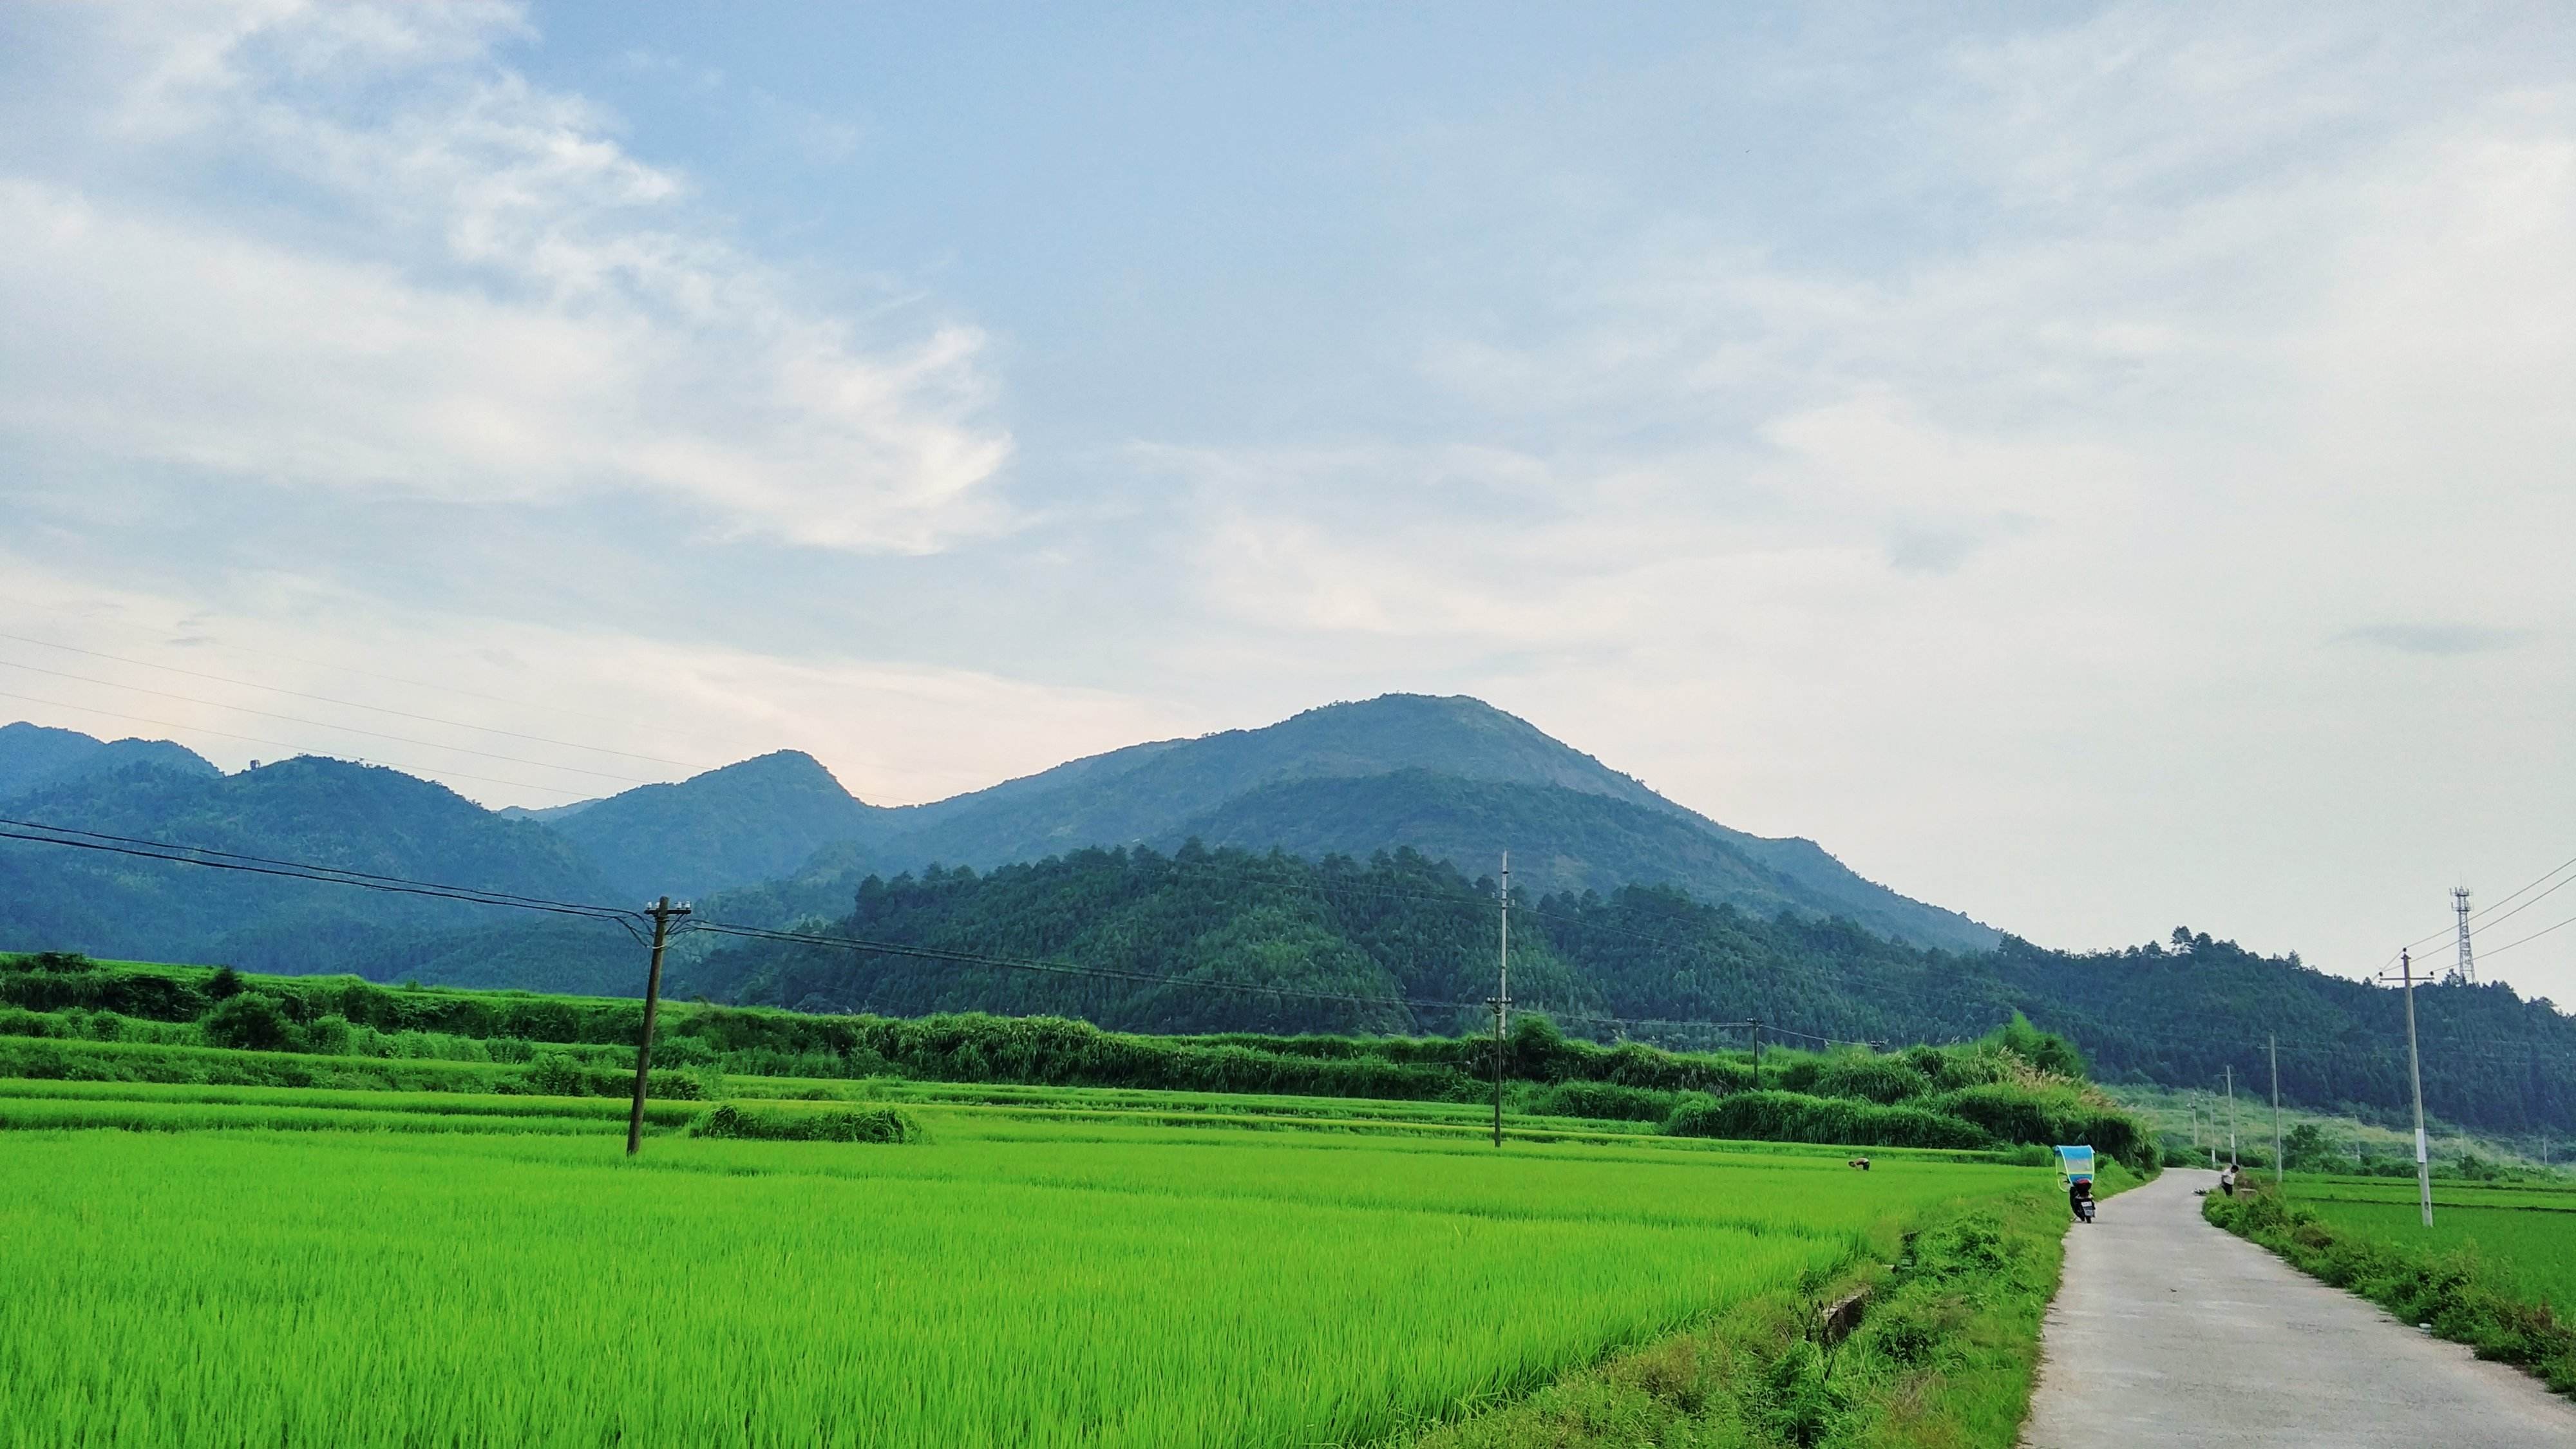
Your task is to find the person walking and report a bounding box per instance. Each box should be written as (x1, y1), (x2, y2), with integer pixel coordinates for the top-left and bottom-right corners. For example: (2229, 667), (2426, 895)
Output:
(2219, 1162), (2239, 1197)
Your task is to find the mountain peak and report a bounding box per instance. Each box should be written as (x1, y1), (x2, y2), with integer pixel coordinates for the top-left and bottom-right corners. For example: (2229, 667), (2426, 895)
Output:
(538, 747), (878, 898)
(0, 721), (220, 801)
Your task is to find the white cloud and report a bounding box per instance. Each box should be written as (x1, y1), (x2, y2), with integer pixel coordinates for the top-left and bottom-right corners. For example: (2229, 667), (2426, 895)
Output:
(1138, 4), (2576, 998)
(0, 1), (1008, 552)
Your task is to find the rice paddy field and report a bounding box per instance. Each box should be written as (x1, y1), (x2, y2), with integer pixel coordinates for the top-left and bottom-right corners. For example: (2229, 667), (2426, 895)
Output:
(2287, 1173), (2576, 1309)
(0, 1070), (2050, 1448)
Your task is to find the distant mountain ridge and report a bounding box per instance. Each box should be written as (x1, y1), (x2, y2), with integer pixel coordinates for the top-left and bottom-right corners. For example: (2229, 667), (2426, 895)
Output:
(544, 750), (884, 900)
(579, 694), (1996, 951)
(0, 696), (1996, 962)
(0, 722), (216, 800)
(0, 752), (623, 978)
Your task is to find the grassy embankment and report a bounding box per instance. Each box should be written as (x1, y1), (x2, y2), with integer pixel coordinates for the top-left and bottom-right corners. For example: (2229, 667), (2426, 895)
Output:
(2206, 1175), (2576, 1396)
(1410, 1162), (2137, 1449)
(0, 951), (2153, 1162)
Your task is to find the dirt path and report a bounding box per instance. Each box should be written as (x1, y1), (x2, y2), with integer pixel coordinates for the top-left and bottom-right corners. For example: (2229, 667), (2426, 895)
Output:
(2020, 1168), (2576, 1446)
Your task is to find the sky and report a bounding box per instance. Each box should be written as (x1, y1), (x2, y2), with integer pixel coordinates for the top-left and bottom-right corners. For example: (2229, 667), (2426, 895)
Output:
(1, 2), (2571, 1001)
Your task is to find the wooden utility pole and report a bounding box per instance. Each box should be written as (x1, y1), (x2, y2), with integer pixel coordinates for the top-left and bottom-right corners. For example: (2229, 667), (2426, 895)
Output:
(626, 896), (692, 1157)
(1491, 853), (1510, 1150)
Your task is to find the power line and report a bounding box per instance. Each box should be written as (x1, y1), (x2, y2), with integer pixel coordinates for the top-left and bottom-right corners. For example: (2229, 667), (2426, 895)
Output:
(0, 689), (594, 798)
(0, 659), (665, 786)
(2465, 873), (2576, 939)
(0, 820), (641, 929)
(2382, 851), (2576, 966)
(0, 815), (639, 920)
(2476, 908), (2576, 963)
(2468, 852), (2576, 924)
(0, 632), (707, 770)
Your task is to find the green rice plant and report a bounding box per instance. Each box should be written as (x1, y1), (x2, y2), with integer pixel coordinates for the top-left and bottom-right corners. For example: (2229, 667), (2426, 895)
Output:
(0, 1121), (2039, 1447)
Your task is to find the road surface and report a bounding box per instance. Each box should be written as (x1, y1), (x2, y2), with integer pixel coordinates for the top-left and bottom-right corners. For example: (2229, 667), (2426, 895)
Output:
(2022, 1168), (2576, 1446)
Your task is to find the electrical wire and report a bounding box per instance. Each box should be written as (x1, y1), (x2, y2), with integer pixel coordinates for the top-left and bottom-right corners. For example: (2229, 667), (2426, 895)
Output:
(2474, 909), (2576, 963)
(0, 824), (641, 929)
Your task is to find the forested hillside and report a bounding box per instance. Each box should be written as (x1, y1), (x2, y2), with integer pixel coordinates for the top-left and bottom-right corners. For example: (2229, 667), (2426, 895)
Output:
(536, 695), (1997, 951)
(0, 756), (623, 978)
(677, 845), (2576, 1139)
(0, 723), (216, 799)
(543, 750), (885, 898)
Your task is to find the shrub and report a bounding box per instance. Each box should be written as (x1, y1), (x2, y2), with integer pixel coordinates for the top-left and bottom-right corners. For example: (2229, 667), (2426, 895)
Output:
(688, 1103), (923, 1144)
(1524, 1080), (1677, 1122)
(1933, 1083), (2152, 1171)
(1664, 1090), (1993, 1150)
(1805, 1050), (1935, 1105)
(202, 994), (292, 1052)
(520, 1055), (589, 1097)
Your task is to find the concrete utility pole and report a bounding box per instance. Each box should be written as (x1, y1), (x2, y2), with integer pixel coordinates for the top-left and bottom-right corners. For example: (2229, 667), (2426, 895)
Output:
(2401, 948), (2433, 1226)
(2452, 887), (2477, 985)
(626, 896), (692, 1157)
(2225, 1065), (2237, 1167)
(1491, 853), (1510, 1150)
(2270, 1034), (2284, 1186)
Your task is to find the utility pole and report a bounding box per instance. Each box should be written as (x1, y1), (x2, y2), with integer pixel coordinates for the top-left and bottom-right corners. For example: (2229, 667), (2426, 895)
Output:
(626, 896), (692, 1157)
(1750, 1019), (1765, 1090)
(2452, 887), (2477, 985)
(2270, 1034), (2284, 1186)
(1491, 853), (1510, 1150)
(2401, 948), (2432, 1226)
(2224, 1065), (2237, 1167)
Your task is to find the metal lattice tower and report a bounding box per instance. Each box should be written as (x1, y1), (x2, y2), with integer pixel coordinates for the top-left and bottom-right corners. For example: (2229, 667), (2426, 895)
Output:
(2452, 886), (2477, 985)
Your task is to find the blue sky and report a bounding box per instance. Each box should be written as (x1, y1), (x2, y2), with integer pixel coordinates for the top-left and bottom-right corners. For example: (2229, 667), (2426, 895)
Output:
(1, 1), (2572, 1001)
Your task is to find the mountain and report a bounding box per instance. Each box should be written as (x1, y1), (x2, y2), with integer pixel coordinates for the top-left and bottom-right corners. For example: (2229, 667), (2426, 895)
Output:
(0, 754), (628, 976)
(1160, 769), (1988, 951)
(541, 750), (887, 900)
(0, 723), (218, 800)
(516, 694), (1991, 949)
(823, 695), (1994, 952)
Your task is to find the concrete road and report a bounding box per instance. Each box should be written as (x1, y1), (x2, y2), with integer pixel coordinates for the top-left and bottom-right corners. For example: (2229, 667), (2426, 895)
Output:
(2022, 1168), (2576, 1447)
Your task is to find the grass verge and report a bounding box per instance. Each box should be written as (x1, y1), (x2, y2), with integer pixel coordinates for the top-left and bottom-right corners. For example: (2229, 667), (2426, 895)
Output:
(2204, 1187), (2576, 1396)
(1397, 1180), (2075, 1448)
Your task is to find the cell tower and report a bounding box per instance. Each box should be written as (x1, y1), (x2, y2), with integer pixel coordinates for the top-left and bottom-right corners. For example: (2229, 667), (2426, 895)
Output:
(2452, 886), (2476, 985)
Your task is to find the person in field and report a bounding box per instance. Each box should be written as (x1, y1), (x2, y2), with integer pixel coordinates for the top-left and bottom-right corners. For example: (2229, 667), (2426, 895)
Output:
(2219, 1162), (2239, 1197)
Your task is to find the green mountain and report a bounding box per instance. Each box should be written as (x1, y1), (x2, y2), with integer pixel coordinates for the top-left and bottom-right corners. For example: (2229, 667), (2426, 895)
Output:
(0, 754), (627, 976)
(1161, 768), (1985, 951)
(704, 695), (1994, 952)
(0, 723), (217, 800)
(542, 750), (887, 900)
